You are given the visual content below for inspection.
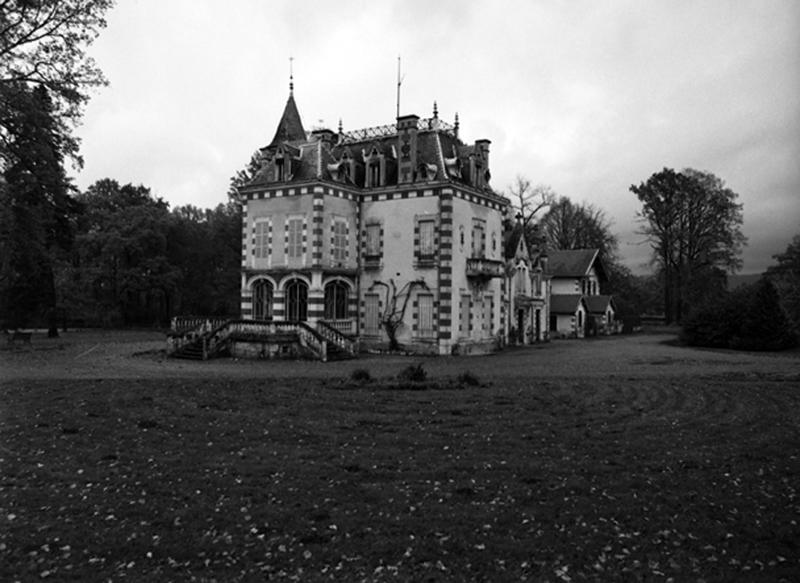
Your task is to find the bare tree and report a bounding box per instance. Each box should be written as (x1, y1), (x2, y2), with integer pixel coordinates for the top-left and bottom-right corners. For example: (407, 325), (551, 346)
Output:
(0, 0), (113, 135)
(540, 196), (618, 261)
(369, 278), (428, 351)
(506, 175), (555, 229)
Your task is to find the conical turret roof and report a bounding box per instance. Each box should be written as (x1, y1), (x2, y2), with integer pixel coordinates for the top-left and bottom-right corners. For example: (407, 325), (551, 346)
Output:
(269, 92), (306, 146)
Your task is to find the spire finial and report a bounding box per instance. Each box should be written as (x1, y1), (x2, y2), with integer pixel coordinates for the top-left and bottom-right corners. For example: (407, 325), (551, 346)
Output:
(433, 101), (438, 119)
(454, 112), (460, 138)
(338, 118), (343, 134)
(289, 56), (294, 94)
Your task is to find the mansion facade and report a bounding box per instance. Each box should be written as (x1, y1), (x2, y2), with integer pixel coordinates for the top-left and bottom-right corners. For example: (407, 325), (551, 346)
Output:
(236, 87), (547, 355)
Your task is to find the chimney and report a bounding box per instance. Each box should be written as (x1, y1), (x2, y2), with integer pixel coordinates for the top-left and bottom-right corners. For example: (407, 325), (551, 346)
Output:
(311, 128), (336, 148)
(396, 114), (419, 184)
(476, 139), (490, 172)
(472, 139), (491, 188)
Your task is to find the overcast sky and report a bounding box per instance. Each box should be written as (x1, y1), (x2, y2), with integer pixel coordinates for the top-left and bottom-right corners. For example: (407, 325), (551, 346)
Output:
(72, 0), (800, 274)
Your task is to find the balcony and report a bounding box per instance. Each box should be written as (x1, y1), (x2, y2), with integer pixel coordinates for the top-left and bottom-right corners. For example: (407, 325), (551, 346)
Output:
(466, 258), (505, 279)
(362, 254), (383, 271)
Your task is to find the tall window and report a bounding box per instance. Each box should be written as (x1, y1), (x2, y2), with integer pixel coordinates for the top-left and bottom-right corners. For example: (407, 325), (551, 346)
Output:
(417, 294), (435, 337)
(275, 157), (285, 181)
(364, 293), (380, 335)
(459, 293), (471, 338)
(252, 280), (273, 320)
(368, 162), (380, 187)
(332, 219), (347, 263)
(254, 220), (270, 258)
(285, 279), (308, 321)
(419, 220), (435, 258)
(472, 221), (485, 258)
(514, 263), (530, 296)
(324, 281), (349, 320)
(365, 223), (381, 257)
(482, 294), (494, 334)
(287, 218), (303, 259)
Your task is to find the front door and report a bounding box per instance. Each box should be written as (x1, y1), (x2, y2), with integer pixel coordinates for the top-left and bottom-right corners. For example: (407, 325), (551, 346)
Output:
(516, 309), (525, 344)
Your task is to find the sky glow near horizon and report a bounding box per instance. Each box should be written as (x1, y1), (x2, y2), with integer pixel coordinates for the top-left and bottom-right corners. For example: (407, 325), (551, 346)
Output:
(72, 0), (800, 274)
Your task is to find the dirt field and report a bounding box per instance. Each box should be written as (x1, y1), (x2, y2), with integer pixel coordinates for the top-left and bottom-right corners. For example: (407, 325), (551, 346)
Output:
(1, 331), (798, 581)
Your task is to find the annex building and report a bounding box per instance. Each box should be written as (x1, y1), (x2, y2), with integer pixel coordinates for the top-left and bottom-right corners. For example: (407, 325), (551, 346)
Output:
(236, 84), (517, 355)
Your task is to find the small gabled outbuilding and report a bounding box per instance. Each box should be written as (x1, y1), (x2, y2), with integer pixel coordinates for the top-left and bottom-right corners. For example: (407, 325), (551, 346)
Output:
(547, 249), (606, 296)
(546, 248), (619, 338)
(549, 294), (589, 339)
(585, 294), (618, 335)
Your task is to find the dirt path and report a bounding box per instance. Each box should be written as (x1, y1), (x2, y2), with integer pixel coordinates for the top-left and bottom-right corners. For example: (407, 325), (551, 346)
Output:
(2, 329), (798, 382)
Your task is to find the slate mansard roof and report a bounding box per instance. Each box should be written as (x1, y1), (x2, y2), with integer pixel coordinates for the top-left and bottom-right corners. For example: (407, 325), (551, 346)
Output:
(242, 91), (505, 203)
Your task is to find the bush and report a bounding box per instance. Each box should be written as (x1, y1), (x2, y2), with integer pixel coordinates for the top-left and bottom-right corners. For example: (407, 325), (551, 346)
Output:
(682, 279), (797, 351)
(397, 364), (427, 383)
(349, 368), (372, 383)
(457, 371), (481, 387)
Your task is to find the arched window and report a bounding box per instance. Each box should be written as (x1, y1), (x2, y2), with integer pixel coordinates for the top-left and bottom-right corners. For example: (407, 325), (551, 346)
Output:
(324, 281), (349, 320)
(252, 280), (273, 320)
(285, 279), (308, 321)
(514, 263), (530, 296)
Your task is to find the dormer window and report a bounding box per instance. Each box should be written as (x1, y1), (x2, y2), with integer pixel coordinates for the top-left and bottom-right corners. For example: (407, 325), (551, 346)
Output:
(472, 160), (482, 188)
(365, 145), (384, 188)
(368, 161), (380, 187)
(327, 151), (354, 184)
(275, 157), (285, 181)
(417, 162), (437, 182)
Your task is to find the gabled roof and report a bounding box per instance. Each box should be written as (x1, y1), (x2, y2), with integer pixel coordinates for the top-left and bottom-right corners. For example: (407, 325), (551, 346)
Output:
(550, 294), (587, 314)
(268, 93), (306, 147)
(504, 226), (527, 260)
(547, 249), (605, 280)
(585, 294), (616, 314)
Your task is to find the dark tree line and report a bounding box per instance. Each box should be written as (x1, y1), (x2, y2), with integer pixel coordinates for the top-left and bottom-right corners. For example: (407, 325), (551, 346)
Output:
(3, 174), (243, 329)
(1, 0), (114, 334)
(51, 179), (242, 328)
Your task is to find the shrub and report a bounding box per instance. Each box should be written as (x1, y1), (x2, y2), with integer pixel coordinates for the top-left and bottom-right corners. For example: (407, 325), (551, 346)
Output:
(457, 371), (481, 387)
(397, 363), (427, 383)
(682, 279), (797, 351)
(731, 279), (797, 351)
(349, 368), (372, 383)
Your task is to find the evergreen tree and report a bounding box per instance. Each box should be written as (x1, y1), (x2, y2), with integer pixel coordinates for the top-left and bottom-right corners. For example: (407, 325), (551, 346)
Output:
(0, 85), (78, 333)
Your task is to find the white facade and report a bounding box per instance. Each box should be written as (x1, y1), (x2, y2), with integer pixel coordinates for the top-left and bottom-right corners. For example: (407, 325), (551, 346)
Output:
(238, 98), (510, 355)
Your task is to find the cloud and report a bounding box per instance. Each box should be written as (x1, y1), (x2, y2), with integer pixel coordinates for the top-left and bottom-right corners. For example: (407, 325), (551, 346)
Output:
(73, 0), (800, 274)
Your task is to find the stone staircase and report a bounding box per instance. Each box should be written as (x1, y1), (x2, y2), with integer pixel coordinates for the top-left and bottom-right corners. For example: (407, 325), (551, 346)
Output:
(171, 338), (206, 360)
(167, 318), (357, 362)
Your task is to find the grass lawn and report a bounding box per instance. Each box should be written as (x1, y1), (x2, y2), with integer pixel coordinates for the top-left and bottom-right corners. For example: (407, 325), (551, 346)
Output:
(1, 343), (799, 581)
